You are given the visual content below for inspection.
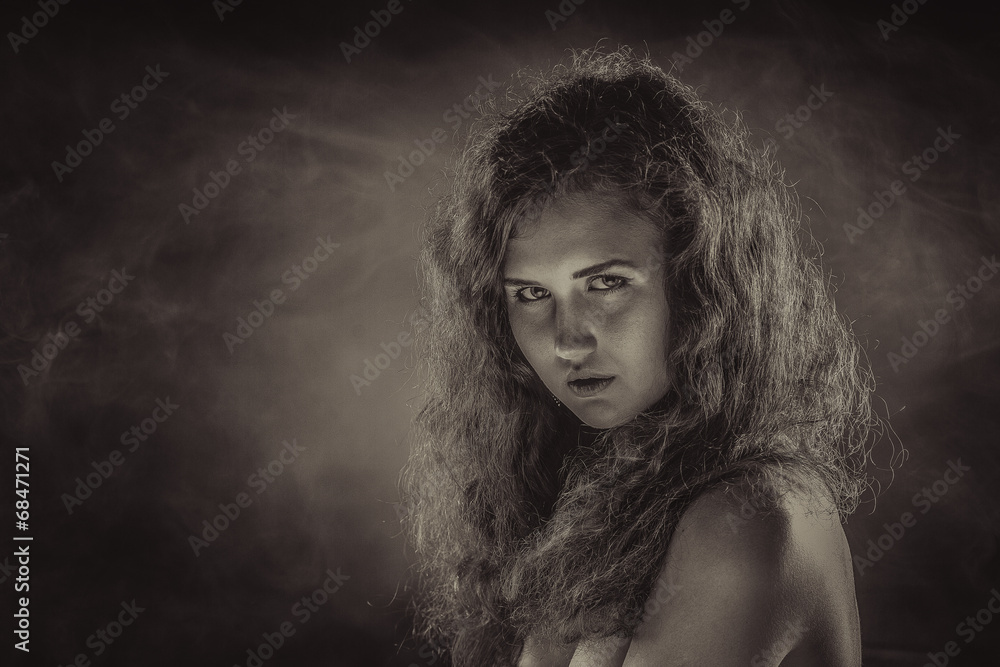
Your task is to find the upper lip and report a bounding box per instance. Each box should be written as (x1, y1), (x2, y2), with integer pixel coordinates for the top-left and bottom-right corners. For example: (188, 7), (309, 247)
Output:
(566, 371), (614, 383)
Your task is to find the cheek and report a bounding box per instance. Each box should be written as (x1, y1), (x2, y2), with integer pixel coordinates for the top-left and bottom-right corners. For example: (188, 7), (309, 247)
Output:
(606, 295), (670, 380)
(508, 311), (547, 368)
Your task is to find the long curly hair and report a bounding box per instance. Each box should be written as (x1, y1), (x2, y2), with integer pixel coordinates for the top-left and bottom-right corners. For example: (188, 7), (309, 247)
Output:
(402, 46), (875, 666)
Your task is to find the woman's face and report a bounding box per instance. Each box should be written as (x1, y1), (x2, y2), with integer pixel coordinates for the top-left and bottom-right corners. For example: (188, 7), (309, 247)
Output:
(503, 191), (672, 429)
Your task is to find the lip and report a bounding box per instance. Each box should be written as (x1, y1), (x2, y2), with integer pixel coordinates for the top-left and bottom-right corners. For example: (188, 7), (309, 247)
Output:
(567, 370), (614, 383)
(566, 375), (615, 398)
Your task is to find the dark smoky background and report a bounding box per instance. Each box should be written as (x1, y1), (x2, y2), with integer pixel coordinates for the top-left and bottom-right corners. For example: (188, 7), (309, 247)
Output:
(0, 0), (996, 665)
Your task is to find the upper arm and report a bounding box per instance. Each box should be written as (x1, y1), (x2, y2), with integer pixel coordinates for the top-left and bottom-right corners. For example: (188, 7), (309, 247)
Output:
(623, 483), (861, 667)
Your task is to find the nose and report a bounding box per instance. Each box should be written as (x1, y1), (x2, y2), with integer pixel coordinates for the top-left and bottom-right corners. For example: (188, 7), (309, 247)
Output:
(553, 299), (598, 362)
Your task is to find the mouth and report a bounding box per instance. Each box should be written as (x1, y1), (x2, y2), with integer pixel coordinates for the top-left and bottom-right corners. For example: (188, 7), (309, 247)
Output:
(566, 375), (615, 397)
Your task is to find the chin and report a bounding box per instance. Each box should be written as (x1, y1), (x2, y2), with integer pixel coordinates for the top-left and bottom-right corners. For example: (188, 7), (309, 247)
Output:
(570, 392), (667, 429)
(572, 406), (628, 430)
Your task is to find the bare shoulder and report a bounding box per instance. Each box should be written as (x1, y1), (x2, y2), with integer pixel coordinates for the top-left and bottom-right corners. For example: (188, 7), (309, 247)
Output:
(624, 472), (861, 667)
(676, 472), (852, 579)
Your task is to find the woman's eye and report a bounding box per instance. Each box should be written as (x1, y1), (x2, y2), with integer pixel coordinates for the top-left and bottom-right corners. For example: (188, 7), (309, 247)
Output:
(515, 286), (549, 302)
(590, 275), (629, 292)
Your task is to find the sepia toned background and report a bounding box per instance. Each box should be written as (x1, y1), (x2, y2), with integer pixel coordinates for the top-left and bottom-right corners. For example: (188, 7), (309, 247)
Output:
(1, 0), (997, 664)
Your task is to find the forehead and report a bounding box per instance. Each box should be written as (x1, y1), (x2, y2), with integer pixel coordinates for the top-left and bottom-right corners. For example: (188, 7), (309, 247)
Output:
(504, 191), (660, 273)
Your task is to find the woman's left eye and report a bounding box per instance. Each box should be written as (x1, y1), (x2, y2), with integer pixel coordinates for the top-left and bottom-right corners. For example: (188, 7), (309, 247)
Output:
(590, 275), (629, 292)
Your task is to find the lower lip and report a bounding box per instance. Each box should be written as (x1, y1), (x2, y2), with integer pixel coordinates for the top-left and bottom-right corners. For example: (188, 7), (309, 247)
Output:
(567, 377), (615, 398)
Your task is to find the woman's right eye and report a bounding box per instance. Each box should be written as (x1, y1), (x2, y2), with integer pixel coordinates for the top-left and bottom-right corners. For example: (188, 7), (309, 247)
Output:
(514, 286), (549, 303)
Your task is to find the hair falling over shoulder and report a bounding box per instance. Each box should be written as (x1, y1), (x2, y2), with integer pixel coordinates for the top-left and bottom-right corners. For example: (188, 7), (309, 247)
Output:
(400, 46), (879, 666)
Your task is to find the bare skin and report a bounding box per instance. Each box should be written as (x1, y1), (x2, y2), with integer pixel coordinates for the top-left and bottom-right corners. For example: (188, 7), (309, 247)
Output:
(518, 478), (862, 667)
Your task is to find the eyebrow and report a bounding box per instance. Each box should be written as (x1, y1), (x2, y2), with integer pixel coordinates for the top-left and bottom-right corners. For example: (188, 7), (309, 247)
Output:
(503, 259), (639, 286)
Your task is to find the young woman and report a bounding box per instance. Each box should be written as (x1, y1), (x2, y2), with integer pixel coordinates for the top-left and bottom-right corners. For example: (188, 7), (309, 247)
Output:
(402, 47), (875, 666)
